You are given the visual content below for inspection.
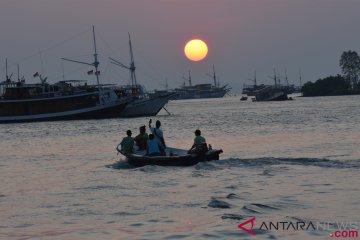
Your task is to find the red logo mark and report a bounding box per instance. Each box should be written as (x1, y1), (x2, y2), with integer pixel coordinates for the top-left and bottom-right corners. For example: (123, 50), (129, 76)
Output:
(238, 217), (256, 235)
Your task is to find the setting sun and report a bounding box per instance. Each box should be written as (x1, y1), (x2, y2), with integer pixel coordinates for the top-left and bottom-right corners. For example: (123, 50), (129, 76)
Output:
(184, 39), (208, 61)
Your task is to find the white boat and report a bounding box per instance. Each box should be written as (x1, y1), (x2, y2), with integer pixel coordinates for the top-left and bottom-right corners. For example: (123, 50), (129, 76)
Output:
(109, 33), (174, 117)
(114, 85), (175, 117)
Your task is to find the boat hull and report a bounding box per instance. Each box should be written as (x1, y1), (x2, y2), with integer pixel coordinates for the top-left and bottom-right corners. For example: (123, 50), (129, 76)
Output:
(254, 86), (289, 101)
(175, 89), (229, 100)
(120, 93), (175, 117)
(0, 100), (128, 123)
(117, 145), (223, 167)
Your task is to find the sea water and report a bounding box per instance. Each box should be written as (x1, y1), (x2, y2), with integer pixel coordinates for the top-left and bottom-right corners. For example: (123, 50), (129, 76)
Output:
(0, 95), (359, 239)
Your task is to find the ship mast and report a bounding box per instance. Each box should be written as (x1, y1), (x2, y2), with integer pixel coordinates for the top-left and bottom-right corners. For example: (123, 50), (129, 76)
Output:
(182, 71), (192, 86)
(206, 64), (219, 87)
(188, 70), (192, 86)
(109, 32), (137, 86)
(253, 70), (257, 87)
(5, 58), (8, 81)
(212, 65), (218, 87)
(62, 26), (103, 103)
(246, 70), (257, 87)
(285, 69), (289, 86)
(5, 58), (9, 82)
(281, 68), (289, 86)
(92, 26), (101, 92)
(17, 64), (20, 82)
(268, 68), (278, 86)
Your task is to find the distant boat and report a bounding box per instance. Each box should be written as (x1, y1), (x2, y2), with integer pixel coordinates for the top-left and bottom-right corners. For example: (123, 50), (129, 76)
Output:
(253, 85), (289, 101)
(242, 84), (267, 96)
(0, 28), (130, 123)
(174, 83), (230, 100)
(109, 33), (174, 117)
(172, 67), (231, 100)
(243, 70), (298, 96)
(240, 96), (248, 101)
(242, 71), (267, 96)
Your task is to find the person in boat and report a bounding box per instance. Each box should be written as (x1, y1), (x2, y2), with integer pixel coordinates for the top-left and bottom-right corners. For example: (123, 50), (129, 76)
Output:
(134, 125), (148, 150)
(120, 130), (134, 154)
(188, 129), (208, 154)
(148, 119), (166, 148)
(146, 133), (165, 156)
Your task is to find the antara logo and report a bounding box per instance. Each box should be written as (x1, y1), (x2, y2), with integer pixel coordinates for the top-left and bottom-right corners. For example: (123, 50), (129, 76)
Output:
(237, 217), (359, 238)
(238, 217), (256, 235)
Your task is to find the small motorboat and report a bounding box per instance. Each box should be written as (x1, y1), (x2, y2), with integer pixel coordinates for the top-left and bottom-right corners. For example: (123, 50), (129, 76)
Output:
(240, 96), (248, 101)
(116, 145), (223, 167)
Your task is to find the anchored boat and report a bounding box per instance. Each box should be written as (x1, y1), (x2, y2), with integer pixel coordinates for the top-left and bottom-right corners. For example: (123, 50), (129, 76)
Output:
(173, 67), (230, 100)
(113, 84), (175, 117)
(109, 34), (174, 117)
(0, 80), (129, 123)
(0, 27), (131, 123)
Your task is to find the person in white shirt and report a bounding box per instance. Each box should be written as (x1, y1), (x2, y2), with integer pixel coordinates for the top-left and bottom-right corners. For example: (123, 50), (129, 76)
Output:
(148, 119), (166, 148)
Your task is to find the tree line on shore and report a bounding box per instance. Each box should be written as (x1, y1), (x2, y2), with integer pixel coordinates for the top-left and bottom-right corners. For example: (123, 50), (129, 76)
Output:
(302, 50), (360, 96)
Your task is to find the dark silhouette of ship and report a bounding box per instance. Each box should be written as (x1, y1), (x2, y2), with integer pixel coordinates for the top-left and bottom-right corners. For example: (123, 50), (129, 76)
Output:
(151, 66), (230, 100)
(0, 27), (130, 123)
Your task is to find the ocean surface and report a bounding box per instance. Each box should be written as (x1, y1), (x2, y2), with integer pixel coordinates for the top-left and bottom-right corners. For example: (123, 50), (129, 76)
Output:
(0, 95), (359, 240)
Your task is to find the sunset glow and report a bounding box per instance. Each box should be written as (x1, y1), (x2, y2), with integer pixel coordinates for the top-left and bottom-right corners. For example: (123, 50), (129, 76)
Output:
(184, 39), (208, 61)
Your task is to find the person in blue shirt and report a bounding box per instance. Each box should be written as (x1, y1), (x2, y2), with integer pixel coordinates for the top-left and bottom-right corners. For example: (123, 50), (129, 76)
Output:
(146, 133), (165, 156)
(149, 119), (166, 148)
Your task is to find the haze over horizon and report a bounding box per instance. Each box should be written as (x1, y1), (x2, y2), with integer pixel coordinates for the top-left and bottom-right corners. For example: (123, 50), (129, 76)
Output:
(1, 0), (359, 93)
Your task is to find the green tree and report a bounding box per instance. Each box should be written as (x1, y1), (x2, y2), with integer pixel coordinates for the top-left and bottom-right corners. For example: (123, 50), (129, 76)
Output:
(302, 75), (350, 97)
(339, 50), (360, 90)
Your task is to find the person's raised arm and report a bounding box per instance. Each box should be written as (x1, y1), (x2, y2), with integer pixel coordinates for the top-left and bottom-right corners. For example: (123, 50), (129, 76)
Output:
(148, 119), (152, 129)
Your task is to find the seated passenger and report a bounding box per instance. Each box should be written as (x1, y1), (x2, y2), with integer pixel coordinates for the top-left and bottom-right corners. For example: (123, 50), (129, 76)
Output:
(146, 133), (165, 156)
(134, 125), (148, 150)
(188, 129), (208, 154)
(120, 130), (134, 154)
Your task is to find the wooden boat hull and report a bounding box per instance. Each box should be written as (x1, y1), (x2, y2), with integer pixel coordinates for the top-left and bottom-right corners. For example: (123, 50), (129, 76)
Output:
(254, 86), (289, 101)
(0, 100), (129, 123)
(117, 145), (223, 167)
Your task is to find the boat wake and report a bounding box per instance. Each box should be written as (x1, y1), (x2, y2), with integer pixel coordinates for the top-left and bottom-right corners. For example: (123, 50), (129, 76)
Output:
(108, 157), (359, 171)
(205, 157), (360, 169)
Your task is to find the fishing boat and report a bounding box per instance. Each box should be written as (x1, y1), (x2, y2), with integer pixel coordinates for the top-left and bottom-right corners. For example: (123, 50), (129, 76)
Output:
(253, 85), (289, 101)
(0, 27), (130, 123)
(242, 84), (267, 96)
(243, 70), (297, 97)
(116, 145), (223, 167)
(109, 33), (174, 117)
(240, 96), (248, 101)
(112, 84), (175, 117)
(0, 80), (129, 123)
(172, 67), (231, 100)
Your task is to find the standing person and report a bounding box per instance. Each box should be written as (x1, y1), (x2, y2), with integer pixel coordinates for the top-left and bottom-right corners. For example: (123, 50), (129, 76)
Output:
(120, 130), (134, 154)
(146, 133), (165, 156)
(188, 129), (208, 154)
(148, 119), (166, 148)
(134, 125), (148, 150)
